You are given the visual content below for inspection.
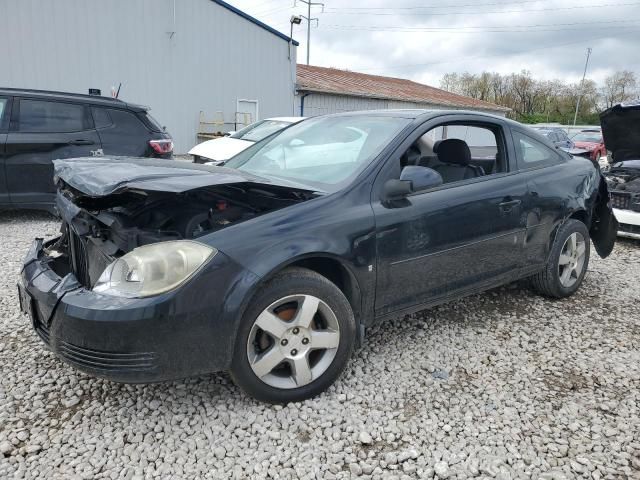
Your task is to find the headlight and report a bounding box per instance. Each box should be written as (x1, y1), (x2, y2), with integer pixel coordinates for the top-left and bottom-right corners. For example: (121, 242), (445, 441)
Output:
(93, 241), (217, 298)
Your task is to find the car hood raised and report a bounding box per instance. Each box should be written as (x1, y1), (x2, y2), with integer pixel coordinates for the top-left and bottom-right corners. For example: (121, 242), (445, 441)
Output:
(53, 157), (303, 197)
(600, 100), (640, 161)
(187, 137), (253, 161)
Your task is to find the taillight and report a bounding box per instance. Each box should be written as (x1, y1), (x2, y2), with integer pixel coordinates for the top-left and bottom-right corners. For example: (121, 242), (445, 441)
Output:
(149, 139), (173, 154)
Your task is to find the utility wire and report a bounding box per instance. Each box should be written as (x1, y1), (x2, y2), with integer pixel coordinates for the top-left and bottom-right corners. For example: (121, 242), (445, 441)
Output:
(320, 19), (639, 32)
(350, 29), (640, 73)
(319, 2), (640, 16)
(324, 0), (558, 11)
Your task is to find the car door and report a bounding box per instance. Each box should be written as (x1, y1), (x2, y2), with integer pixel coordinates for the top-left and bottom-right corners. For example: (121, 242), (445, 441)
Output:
(5, 98), (100, 207)
(372, 115), (528, 316)
(0, 96), (11, 206)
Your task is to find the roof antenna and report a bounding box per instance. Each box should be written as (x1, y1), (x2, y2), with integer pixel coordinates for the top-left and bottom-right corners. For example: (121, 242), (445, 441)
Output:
(115, 83), (122, 99)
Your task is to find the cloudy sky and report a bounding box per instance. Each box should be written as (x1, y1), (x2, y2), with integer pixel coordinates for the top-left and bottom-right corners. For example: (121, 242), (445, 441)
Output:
(228, 0), (640, 86)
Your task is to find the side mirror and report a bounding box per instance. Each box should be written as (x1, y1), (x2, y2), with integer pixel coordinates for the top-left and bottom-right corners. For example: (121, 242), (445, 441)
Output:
(226, 131), (236, 136)
(382, 166), (443, 201)
(400, 166), (443, 192)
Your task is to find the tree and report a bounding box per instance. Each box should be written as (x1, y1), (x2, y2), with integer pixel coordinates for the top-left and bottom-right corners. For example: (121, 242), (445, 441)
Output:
(436, 69), (638, 123)
(600, 71), (637, 108)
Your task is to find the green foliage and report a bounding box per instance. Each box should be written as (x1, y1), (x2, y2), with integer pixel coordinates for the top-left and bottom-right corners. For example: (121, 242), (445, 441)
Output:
(439, 70), (638, 123)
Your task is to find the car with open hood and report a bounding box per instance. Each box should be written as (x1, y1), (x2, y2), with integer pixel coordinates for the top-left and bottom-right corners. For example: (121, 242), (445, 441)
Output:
(600, 100), (640, 239)
(189, 117), (304, 164)
(19, 110), (617, 403)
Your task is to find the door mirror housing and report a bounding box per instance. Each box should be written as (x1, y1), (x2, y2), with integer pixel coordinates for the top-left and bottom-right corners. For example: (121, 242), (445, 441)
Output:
(382, 166), (443, 201)
(400, 165), (443, 193)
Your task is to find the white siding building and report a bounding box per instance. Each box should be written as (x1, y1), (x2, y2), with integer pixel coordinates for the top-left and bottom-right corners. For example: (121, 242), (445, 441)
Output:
(0, 0), (298, 153)
(296, 65), (509, 118)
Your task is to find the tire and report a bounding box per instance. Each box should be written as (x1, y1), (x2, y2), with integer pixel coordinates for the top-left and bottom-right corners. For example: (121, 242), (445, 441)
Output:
(530, 219), (591, 298)
(230, 267), (356, 403)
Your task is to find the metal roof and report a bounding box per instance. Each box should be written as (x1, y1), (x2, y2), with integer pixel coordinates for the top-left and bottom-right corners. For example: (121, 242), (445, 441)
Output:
(211, 0), (299, 46)
(296, 65), (510, 112)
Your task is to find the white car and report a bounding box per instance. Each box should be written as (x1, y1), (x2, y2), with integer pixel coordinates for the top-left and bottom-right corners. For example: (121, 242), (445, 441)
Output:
(189, 117), (305, 164)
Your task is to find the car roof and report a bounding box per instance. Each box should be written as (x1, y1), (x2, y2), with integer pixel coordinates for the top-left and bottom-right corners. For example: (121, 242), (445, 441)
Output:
(0, 87), (147, 111)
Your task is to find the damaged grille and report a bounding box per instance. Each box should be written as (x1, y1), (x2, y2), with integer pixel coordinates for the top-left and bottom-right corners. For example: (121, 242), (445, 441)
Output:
(68, 227), (91, 287)
(610, 192), (631, 210)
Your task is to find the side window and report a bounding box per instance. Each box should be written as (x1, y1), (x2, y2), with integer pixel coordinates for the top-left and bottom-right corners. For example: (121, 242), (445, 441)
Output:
(0, 98), (7, 122)
(0, 97), (8, 131)
(402, 122), (506, 187)
(18, 100), (86, 133)
(513, 131), (563, 169)
(107, 109), (149, 135)
(92, 107), (113, 129)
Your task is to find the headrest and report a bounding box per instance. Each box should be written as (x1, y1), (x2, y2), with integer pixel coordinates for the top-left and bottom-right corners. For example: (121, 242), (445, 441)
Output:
(432, 139), (443, 153)
(436, 139), (471, 166)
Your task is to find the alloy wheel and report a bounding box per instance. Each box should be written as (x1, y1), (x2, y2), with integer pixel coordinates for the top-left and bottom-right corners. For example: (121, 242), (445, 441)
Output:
(246, 294), (341, 389)
(558, 232), (586, 288)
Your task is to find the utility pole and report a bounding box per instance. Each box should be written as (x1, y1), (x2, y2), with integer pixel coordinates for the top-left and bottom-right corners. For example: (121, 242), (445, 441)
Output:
(296, 0), (324, 65)
(573, 47), (592, 126)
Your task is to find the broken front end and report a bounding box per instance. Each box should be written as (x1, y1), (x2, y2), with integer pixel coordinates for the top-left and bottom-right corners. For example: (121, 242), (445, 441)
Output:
(18, 157), (316, 382)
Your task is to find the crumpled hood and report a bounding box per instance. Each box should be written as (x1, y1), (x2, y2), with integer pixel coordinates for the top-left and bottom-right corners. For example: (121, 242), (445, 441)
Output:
(188, 137), (253, 161)
(600, 100), (640, 161)
(53, 157), (283, 197)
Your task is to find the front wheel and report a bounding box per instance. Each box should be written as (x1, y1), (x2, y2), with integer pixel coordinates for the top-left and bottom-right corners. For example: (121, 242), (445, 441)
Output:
(530, 219), (590, 298)
(230, 268), (356, 403)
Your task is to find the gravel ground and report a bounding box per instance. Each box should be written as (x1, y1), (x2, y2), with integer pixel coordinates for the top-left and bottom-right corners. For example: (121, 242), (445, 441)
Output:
(1, 210), (639, 480)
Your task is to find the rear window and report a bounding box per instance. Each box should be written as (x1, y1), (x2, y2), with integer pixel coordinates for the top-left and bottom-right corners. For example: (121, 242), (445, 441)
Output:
(141, 112), (164, 132)
(107, 109), (149, 136)
(514, 130), (564, 168)
(18, 99), (87, 133)
(92, 107), (113, 129)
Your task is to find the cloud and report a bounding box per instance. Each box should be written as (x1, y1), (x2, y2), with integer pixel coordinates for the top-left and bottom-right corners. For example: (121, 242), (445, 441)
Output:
(230, 0), (640, 86)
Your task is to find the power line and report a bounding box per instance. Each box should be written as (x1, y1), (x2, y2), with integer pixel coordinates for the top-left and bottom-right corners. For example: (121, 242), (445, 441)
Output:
(319, 23), (640, 34)
(319, 2), (640, 16)
(323, 0), (555, 10)
(349, 29), (639, 74)
(319, 19), (640, 33)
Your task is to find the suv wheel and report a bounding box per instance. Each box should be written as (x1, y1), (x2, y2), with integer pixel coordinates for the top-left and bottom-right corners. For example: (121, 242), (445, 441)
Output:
(530, 219), (590, 298)
(230, 268), (355, 403)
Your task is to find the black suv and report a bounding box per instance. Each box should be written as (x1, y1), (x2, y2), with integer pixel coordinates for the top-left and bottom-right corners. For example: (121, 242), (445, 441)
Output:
(0, 88), (173, 213)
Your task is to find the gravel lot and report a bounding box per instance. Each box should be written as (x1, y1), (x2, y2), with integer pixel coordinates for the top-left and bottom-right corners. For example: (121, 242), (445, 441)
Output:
(1, 210), (639, 480)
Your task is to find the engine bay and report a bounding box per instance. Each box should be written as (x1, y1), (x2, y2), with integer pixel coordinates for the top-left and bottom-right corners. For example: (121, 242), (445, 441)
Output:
(48, 182), (317, 286)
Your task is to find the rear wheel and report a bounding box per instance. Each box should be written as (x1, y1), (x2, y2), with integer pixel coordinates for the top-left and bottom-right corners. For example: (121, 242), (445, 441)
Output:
(530, 219), (590, 298)
(230, 268), (355, 403)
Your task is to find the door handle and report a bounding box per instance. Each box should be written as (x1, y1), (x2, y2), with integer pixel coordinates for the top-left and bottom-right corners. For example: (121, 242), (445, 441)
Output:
(68, 139), (94, 146)
(499, 198), (521, 212)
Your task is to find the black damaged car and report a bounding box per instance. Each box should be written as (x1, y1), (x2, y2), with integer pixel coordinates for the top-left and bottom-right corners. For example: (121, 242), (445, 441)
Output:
(19, 110), (618, 403)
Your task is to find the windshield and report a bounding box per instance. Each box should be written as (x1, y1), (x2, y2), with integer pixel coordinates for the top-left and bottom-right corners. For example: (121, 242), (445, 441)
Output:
(225, 115), (411, 192)
(230, 120), (293, 142)
(572, 132), (602, 143)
